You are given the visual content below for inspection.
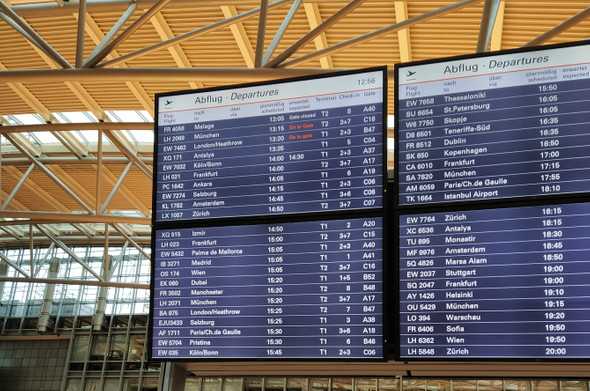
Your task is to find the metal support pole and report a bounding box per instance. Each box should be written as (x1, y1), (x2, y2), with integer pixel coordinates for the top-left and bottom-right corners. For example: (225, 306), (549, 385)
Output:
(85, 0), (173, 68)
(4, 134), (93, 212)
(0, 251), (30, 278)
(75, 0), (87, 67)
(92, 224), (110, 330)
(83, 2), (136, 67)
(254, 0), (269, 67)
(0, 163), (34, 209)
(29, 223), (34, 276)
(100, 162), (132, 214)
(266, 0), (365, 67)
(95, 129), (103, 214)
(36, 224), (103, 281)
(280, 0), (478, 68)
(476, 0), (500, 52)
(263, 0), (301, 64)
(37, 259), (59, 332)
(98, 0), (291, 68)
(525, 5), (590, 47)
(0, 0), (72, 68)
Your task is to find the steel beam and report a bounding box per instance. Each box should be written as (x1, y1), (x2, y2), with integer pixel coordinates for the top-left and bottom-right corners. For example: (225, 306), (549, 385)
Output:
(99, 163), (132, 211)
(0, 122), (152, 134)
(0, 0), (72, 68)
(255, 0), (269, 67)
(85, 0), (173, 68)
(37, 260), (59, 332)
(266, 0), (365, 68)
(280, 0), (478, 68)
(75, 0), (87, 68)
(103, 129), (153, 179)
(84, 12), (155, 115)
(263, 0), (302, 64)
(112, 223), (150, 259)
(476, 0), (500, 53)
(36, 224), (103, 281)
(1, 164), (34, 210)
(83, 2), (137, 68)
(0, 276), (149, 289)
(525, 5), (590, 47)
(0, 210), (150, 225)
(0, 67), (328, 83)
(0, 252), (30, 278)
(5, 134), (94, 212)
(98, 0), (291, 68)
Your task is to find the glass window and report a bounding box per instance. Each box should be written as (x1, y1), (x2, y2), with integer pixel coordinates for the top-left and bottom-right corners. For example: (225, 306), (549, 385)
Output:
(266, 378), (286, 391)
(185, 378), (203, 391)
(561, 381), (587, 391)
(505, 381), (530, 391)
(453, 381), (477, 391)
(90, 335), (108, 360)
(378, 378), (399, 391)
(71, 335), (90, 362)
(245, 378), (262, 391)
(533, 382), (558, 391)
(104, 379), (121, 391)
(310, 378), (329, 391)
(127, 335), (145, 361)
(478, 381), (502, 391)
(404, 379), (426, 391)
(427, 380), (449, 391)
(109, 334), (127, 361)
(332, 379), (352, 391)
(66, 379), (82, 391)
(85, 378), (99, 391)
(203, 378), (223, 391)
(288, 378), (308, 391)
(224, 378), (243, 391)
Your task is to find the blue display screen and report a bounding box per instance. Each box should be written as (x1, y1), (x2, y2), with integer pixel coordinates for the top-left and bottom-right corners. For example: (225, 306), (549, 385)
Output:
(399, 202), (590, 359)
(152, 217), (383, 360)
(155, 70), (384, 221)
(397, 44), (590, 206)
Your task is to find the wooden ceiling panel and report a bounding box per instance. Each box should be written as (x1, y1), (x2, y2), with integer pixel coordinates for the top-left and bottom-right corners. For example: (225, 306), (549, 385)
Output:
(80, 82), (144, 110)
(22, 82), (87, 112)
(503, 1), (590, 48)
(408, 1), (483, 61)
(0, 84), (31, 115)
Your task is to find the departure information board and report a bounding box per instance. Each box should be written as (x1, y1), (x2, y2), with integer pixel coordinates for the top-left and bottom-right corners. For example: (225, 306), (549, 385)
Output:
(151, 217), (383, 360)
(399, 202), (590, 359)
(396, 42), (590, 206)
(155, 69), (385, 222)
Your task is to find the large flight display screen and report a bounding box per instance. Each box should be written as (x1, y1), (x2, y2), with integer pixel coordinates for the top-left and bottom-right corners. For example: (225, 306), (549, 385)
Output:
(152, 217), (383, 360)
(396, 42), (590, 206)
(155, 69), (385, 222)
(399, 202), (590, 359)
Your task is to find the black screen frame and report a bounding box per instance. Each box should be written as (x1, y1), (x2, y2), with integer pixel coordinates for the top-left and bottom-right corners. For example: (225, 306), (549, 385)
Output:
(394, 39), (590, 362)
(149, 67), (390, 362)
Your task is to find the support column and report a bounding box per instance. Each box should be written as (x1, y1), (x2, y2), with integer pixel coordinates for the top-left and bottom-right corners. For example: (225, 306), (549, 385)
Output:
(0, 262), (7, 300)
(37, 259), (59, 332)
(160, 362), (187, 391)
(92, 263), (110, 331)
(93, 225), (111, 331)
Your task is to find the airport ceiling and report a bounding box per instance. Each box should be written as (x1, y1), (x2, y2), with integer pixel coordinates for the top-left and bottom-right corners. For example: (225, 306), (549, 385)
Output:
(0, 0), (588, 249)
